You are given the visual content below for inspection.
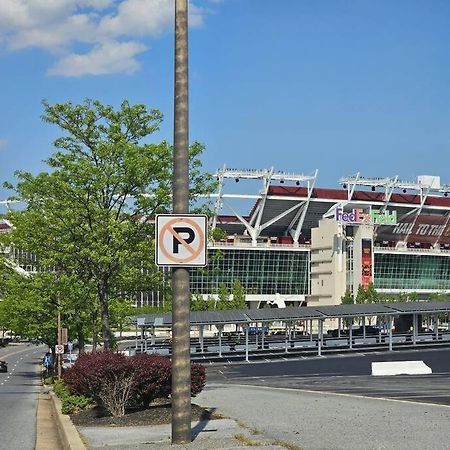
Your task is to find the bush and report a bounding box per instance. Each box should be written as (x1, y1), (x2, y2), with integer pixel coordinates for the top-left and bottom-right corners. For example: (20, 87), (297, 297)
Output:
(53, 379), (93, 415)
(130, 354), (172, 407)
(63, 352), (206, 416)
(191, 363), (206, 396)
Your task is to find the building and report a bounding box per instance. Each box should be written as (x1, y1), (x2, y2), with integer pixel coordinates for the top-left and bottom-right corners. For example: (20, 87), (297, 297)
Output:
(3, 168), (450, 309)
(194, 168), (450, 308)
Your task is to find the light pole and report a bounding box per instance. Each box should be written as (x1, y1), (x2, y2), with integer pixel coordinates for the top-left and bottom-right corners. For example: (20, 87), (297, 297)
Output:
(171, 0), (191, 444)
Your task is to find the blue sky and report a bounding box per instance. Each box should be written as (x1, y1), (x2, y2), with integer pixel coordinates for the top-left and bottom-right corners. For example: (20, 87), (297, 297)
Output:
(1, 0), (450, 206)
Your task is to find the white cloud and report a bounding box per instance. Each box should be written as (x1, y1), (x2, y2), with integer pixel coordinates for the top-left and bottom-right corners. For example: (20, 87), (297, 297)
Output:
(0, 0), (211, 76)
(48, 41), (147, 76)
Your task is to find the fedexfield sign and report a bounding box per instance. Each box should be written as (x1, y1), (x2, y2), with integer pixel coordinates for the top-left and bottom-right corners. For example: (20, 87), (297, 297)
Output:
(335, 207), (397, 225)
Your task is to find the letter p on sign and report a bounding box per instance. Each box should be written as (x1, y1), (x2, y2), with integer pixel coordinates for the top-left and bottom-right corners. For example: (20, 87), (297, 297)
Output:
(155, 214), (208, 267)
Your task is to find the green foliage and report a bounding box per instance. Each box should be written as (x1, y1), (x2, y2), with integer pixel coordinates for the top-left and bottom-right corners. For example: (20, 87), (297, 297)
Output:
(3, 99), (214, 349)
(341, 289), (354, 305)
(210, 227), (227, 242)
(231, 279), (247, 309)
(53, 379), (93, 415)
(355, 284), (367, 304)
(191, 292), (210, 311)
(216, 283), (230, 310)
(366, 282), (379, 304)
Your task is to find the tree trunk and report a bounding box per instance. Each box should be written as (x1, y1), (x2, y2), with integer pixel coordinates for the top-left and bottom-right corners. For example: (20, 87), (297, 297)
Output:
(77, 323), (85, 354)
(99, 280), (113, 350)
(92, 311), (98, 352)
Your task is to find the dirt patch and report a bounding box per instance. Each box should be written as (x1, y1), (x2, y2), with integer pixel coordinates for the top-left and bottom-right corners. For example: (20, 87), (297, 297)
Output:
(71, 402), (223, 427)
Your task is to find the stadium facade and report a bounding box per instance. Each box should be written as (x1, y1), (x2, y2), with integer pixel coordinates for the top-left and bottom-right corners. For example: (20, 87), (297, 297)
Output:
(3, 168), (450, 309)
(195, 168), (450, 309)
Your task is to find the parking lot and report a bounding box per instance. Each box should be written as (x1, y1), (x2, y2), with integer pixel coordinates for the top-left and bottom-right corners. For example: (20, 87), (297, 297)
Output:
(206, 347), (450, 406)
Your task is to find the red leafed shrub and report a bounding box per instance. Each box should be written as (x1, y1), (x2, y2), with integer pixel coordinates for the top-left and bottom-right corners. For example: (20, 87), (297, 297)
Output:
(63, 351), (130, 398)
(191, 363), (206, 396)
(130, 354), (172, 406)
(63, 351), (136, 417)
(63, 352), (206, 414)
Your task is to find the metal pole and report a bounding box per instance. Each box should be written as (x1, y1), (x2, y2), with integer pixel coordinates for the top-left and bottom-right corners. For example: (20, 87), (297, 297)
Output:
(435, 314), (439, 341)
(57, 292), (62, 380)
(362, 316), (366, 340)
(199, 325), (204, 352)
(172, 0), (191, 443)
(389, 316), (393, 351)
(245, 326), (249, 362)
(413, 314), (417, 346)
(338, 317), (341, 338)
(318, 319), (323, 356)
(349, 318), (353, 350)
(218, 326), (222, 358)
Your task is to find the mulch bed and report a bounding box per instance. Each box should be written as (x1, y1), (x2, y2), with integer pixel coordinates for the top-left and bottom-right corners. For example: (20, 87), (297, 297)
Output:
(71, 401), (223, 427)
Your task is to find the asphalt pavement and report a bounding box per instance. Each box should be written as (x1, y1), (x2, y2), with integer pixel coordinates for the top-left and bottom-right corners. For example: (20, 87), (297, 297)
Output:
(0, 343), (46, 450)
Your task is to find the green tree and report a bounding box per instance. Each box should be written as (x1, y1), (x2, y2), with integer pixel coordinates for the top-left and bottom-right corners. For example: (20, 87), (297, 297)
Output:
(216, 283), (230, 310)
(231, 279), (247, 309)
(3, 99), (214, 349)
(355, 284), (367, 304)
(191, 291), (209, 311)
(341, 289), (354, 305)
(366, 282), (379, 304)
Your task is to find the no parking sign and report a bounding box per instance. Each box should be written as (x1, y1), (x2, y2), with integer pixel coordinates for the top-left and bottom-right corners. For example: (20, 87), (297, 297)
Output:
(155, 214), (208, 267)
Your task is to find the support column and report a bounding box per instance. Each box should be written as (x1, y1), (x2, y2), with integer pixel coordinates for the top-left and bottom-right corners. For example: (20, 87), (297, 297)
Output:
(245, 326), (249, 362)
(435, 314), (439, 341)
(218, 325), (223, 358)
(362, 316), (366, 340)
(349, 318), (353, 350)
(389, 316), (393, 351)
(338, 317), (341, 338)
(199, 325), (204, 352)
(151, 326), (156, 346)
(412, 313), (417, 345)
(318, 319), (323, 356)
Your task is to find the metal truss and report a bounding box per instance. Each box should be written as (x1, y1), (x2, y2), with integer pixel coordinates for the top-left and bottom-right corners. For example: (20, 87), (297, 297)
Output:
(338, 174), (450, 247)
(210, 166), (318, 246)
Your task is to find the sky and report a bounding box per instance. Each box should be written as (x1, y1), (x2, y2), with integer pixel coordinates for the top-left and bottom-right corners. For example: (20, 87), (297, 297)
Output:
(1, 0), (450, 207)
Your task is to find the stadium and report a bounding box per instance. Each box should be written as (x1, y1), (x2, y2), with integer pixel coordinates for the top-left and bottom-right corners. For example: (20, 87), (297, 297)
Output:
(2, 166), (450, 310)
(189, 167), (450, 309)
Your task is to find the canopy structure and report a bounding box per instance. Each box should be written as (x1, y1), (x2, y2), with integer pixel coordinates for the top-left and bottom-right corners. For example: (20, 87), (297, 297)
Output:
(132, 301), (450, 361)
(132, 301), (450, 327)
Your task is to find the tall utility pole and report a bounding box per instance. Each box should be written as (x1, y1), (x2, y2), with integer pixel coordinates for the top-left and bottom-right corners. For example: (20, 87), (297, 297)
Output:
(172, 0), (191, 444)
(57, 291), (62, 380)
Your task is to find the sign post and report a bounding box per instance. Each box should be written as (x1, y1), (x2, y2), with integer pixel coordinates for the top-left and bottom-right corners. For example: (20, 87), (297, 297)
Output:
(171, 0), (191, 444)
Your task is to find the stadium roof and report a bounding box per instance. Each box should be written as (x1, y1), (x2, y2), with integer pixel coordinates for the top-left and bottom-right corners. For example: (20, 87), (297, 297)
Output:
(214, 185), (450, 243)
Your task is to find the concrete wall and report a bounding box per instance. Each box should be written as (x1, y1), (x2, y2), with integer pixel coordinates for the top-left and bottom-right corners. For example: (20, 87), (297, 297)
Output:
(308, 219), (346, 307)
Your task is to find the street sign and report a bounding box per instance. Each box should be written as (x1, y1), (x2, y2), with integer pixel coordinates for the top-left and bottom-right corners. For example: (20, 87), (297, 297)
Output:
(60, 327), (68, 345)
(67, 341), (73, 352)
(55, 344), (64, 354)
(155, 214), (207, 267)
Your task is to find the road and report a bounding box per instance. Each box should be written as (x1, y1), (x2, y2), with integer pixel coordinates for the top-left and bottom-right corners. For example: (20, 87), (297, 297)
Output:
(0, 343), (46, 450)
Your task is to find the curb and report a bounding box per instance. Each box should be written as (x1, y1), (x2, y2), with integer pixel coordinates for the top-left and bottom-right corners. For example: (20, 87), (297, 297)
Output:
(50, 391), (87, 450)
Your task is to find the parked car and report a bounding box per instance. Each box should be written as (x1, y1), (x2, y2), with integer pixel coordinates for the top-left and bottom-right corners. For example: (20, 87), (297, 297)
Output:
(62, 354), (78, 369)
(0, 360), (7, 373)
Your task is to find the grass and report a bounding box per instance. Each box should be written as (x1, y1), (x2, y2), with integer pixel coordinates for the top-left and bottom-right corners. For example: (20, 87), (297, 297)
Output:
(234, 433), (262, 446)
(272, 439), (303, 450)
